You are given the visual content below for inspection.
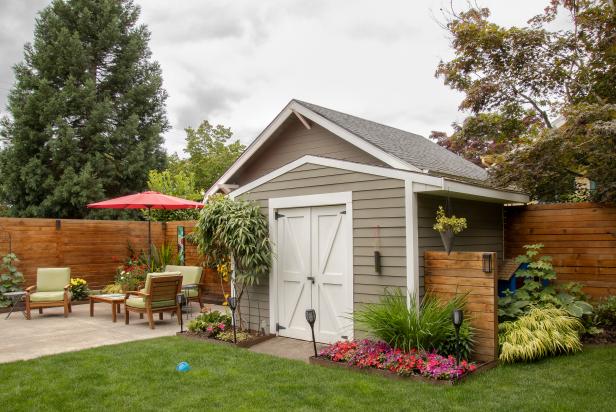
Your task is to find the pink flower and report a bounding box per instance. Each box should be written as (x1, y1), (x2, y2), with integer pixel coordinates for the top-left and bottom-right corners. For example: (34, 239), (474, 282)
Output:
(218, 323), (226, 330)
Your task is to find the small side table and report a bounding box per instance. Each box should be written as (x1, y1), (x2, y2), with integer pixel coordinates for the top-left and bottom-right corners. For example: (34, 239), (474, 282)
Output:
(3, 291), (26, 320)
(90, 294), (126, 322)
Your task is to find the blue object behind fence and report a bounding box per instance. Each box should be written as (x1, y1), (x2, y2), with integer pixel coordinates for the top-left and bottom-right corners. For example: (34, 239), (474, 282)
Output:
(176, 361), (191, 372)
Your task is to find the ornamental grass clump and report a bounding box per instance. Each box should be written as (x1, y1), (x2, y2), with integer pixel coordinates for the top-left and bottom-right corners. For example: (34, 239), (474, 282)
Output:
(499, 306), (582, 363)
(354, 288), (473, 358)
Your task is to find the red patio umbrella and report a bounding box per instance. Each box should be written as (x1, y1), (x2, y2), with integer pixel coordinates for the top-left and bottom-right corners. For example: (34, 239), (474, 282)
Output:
(87, 191), (203, 268)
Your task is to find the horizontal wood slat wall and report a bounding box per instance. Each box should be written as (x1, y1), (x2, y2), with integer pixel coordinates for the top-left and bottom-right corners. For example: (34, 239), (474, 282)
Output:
(424, 251), (498, 362)
(505, 203), (616, 298)
(0, 218), (227, 302)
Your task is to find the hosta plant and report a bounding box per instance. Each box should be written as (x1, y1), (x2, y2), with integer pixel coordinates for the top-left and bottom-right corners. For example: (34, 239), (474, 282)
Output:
(499, 306), (582, 363)
(498, 244), (593, 321)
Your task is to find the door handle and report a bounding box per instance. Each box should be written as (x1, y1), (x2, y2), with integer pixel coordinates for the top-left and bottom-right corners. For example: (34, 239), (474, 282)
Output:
(307, 276), (315, 284)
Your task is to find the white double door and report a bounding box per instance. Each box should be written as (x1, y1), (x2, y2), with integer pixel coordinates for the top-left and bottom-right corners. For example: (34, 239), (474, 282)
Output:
(275, 204), (352, 343)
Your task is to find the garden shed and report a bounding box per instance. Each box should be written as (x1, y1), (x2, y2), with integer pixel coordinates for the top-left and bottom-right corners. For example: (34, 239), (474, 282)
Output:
(207, 99), (529, 343)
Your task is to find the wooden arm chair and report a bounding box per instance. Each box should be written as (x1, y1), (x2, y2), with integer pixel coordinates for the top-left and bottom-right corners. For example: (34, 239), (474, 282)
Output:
(165, 265), (205, 308)
(24, 268), (72, 319)
(125, 272), (182, 329)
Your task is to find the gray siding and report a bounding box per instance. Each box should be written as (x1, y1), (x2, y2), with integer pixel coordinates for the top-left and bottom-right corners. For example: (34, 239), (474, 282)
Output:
(232, 117), (386, 186)
(237, 163), (406, 332)
(417, 194), (503, 296)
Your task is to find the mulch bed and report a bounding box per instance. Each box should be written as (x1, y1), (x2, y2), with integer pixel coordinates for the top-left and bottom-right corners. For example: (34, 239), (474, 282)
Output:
(177, 331), (275, 348)
(308, 356), (498, 385)
(582, 328), (616, 345)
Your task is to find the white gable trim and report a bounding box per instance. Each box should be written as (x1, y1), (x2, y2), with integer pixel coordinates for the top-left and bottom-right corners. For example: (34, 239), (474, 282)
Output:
(228, 155), (529, 203)
(205, 100), (418, 197)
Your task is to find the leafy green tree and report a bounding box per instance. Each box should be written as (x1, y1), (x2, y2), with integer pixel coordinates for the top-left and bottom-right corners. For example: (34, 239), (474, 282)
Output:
(0, 0), (168, 218)
(144, 169), (201, 221)
(434, 1), (616, 202)
(180, 121), (244, 192)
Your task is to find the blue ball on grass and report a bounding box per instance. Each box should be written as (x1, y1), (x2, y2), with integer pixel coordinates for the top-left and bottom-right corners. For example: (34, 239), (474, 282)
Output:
(176, 361), (191, 372)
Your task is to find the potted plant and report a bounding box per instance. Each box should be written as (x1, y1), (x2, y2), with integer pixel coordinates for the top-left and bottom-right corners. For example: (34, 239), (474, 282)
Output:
(433, 205), (467, 254)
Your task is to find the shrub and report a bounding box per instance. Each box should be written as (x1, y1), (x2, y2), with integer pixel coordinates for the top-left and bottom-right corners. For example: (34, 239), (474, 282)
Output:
(435, 322), (474, 361)
(69, 278), (89, 300)
(187, 310), (231, 338)
(499, 307), (582, 363)
(0, 253), (24, 307)
(498, 244), (593, 322)
(354, 288), (472, 355)
(318, 339), (477, 380)
(593, 296), (616, 328)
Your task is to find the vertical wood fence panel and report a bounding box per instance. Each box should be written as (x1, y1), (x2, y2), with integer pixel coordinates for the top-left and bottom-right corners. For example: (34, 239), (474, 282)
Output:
(505, 202), (616, 298)
(424, 251), (498, 362)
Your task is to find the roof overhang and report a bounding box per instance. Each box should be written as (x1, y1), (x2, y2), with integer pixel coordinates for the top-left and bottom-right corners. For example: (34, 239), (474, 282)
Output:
(205, 100), (420, 197)
(228, 155), (529, 204)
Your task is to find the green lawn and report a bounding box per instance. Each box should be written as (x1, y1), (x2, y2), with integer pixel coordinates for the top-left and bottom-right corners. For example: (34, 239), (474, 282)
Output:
(0, 338), (614, 412)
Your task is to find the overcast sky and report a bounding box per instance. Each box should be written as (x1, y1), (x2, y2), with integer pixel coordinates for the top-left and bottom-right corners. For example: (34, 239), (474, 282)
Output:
(1, 0), (550, 155)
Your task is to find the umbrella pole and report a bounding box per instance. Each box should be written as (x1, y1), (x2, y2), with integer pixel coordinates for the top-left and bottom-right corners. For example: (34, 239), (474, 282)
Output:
(147, 206), (152, 271)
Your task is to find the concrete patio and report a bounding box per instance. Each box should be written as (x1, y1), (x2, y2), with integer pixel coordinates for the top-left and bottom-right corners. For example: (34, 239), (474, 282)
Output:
(1, 301), (223, 364)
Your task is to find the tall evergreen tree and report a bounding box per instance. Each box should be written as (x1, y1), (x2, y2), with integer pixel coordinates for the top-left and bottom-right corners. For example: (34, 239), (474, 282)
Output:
(0, 0), (168, 218)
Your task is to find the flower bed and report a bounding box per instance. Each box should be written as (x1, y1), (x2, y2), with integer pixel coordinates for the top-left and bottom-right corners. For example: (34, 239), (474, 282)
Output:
(313, 339), (484, 384)
(177, 310), (274, 348)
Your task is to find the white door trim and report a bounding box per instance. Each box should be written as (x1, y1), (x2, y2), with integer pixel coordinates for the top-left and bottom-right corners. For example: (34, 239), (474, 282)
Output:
(269, 191), (354, 338)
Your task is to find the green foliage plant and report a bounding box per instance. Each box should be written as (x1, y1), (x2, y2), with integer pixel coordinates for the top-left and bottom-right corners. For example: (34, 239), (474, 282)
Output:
(149, 243), (177, 272)
(499, 307), (582, 363)
(193, 194), (272, 327)
(593, 296), (616, 329)
(143, 170), (202, 222)
(354, 288), (473, 356)
(0, 0), (168, 218)
(498, 244), (593, 322)
(432, 206), (467, 234)
(0, 253), (24, 307)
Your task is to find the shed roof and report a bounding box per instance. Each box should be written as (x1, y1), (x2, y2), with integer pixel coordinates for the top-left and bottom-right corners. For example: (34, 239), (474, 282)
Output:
(294, 100), (489, 184)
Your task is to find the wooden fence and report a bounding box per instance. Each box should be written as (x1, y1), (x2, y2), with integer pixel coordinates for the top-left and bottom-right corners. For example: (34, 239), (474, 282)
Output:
(0, 217), (227, 303)
(425, 251), (498, 362)
(505, 202), (616, 298)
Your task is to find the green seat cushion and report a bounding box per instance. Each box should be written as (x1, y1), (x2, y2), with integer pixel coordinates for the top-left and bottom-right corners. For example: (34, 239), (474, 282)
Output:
(126, 297), (176, 309)
(165, 265), (203, 286)
(183, 288), (198, 298)
(30, 291), (68, 302)
(37, 268), (70, 292)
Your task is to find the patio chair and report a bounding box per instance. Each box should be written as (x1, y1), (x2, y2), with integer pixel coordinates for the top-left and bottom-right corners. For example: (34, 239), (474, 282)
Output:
(24, 268), (72, 319)
(125, 272), (182, 329)
(165, 265), (205, 308)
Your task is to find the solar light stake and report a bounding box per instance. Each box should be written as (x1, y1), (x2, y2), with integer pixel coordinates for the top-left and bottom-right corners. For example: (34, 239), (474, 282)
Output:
(305, 309), (317, 358)
(452, 309), (464, 366)
(227, 296), (238, 344)
(177, 293), (187, 333)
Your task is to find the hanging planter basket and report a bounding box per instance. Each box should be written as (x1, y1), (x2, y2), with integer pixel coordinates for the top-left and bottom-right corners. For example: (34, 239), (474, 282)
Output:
(440, 227), (456, 255)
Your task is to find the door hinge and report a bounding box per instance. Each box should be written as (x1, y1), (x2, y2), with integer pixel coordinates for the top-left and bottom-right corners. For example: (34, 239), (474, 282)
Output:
(340, 210), (346, 214)
(341, 335), (349, 340)
(276, 323), (286, 332)
(275, 211), (285, 220)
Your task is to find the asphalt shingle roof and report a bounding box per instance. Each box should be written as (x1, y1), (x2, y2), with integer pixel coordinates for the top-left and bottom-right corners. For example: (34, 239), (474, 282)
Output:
(295, 100), (489, 184)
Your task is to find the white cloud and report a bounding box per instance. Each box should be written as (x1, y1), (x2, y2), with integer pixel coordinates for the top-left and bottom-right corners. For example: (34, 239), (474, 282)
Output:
(1, 0), (555, 155)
